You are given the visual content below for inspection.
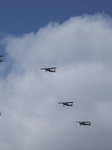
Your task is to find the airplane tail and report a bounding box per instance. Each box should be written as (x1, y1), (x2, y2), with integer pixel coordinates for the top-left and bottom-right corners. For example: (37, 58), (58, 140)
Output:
(0, 59), (3, 62)
(76, 121), (79, 123)
(52, 69), (56, 72)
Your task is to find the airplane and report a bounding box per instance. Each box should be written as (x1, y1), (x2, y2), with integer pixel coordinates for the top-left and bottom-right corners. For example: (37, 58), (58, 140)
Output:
(40, 67), (57, 72)
(58, 101), (74, 106)
(76, 121), (91, 126)
(0, 55), (3, 62)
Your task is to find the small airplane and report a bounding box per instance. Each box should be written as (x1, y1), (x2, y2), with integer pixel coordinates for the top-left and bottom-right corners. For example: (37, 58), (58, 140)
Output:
(40, 67), (57, 72)
(76, 121), (91, 126)
(58, 101), (74, 107)
(0, 55), (3, 62)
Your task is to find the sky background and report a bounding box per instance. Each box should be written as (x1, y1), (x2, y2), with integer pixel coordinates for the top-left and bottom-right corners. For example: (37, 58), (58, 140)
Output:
(0, 0), (112, 150)
(0, 0), (112, 35)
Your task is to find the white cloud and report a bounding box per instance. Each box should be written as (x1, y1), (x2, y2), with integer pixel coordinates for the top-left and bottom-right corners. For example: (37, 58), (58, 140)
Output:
(0, 13), (112, 150)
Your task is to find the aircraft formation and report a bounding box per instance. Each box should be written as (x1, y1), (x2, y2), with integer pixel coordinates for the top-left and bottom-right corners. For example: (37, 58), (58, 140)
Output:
(40, 67), (91, 126)
(0, 60), (91, 125)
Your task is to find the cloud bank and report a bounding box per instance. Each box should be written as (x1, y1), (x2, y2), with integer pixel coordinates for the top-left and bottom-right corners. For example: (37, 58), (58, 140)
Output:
(0, 13), (112, 150)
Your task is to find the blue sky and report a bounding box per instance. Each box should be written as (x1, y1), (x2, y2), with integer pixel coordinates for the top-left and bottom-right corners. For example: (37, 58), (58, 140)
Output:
(0, 0), (112, 35)
(1, 1), (112, 150)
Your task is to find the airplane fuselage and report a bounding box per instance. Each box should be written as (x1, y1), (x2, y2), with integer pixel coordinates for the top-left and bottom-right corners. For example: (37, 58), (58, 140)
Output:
(63, 103), (73, 106)
(79, 123), (91, 126)
(46, 69), (56, 72)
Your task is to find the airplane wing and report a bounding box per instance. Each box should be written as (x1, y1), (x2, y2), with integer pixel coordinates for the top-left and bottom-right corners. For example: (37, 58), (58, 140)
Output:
(65, 101), (74, 103)
(76, 121), (89, 123)
(40, 67), (56, 69)
(58, 101), (73, 104)
(58, 102), (64, 104)
(48, 67), (57, 69)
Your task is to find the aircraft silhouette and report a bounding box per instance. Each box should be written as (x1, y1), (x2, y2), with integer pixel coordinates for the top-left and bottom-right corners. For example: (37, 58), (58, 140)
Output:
(76, 121), (91, 126)
(40, 67), (57, 72)
(58, 101), (74, 106)
(0, 55), (3, 62)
